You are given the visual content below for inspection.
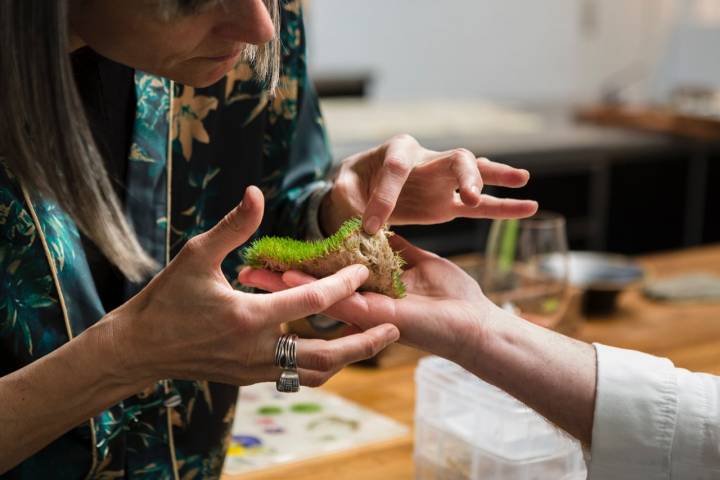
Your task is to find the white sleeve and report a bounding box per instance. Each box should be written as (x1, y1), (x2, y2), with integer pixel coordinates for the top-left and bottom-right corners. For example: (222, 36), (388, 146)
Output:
(587, 343), (720, 479)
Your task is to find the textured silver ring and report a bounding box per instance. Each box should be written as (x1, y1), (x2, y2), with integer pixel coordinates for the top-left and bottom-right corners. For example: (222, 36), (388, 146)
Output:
(276, 369), (300, 393)
(287, 334), (297, 369)
(274, 334), (298, 369)
(273, 335), (287, 367)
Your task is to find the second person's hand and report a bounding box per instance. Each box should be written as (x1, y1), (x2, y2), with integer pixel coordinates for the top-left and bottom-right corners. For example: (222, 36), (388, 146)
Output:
(238, 235), (598, 446)
(320, 134), (539, 235)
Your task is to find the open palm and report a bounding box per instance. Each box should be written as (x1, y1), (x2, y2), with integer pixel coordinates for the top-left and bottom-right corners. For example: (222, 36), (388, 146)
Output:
(238, 236), (494, 366)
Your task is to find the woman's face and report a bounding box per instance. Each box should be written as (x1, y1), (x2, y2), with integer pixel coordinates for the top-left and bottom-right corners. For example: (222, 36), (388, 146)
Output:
(69, 0), (274, 87)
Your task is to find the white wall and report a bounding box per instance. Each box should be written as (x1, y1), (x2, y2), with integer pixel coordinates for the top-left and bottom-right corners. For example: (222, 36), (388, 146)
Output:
(305, 0), (689, 104)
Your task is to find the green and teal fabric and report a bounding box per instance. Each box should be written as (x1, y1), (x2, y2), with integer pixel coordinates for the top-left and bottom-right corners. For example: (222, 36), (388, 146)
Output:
(0, 1), (331, 478)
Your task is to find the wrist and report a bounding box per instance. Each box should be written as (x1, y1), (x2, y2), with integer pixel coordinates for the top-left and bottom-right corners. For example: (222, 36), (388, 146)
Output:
(319, 187), (339, 235)
(88, 308), (158, 390)
(459, 302), (520, 374)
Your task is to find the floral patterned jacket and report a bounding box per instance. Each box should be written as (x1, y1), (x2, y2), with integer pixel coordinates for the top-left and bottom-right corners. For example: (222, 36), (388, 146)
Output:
(0, 2), (331, 479)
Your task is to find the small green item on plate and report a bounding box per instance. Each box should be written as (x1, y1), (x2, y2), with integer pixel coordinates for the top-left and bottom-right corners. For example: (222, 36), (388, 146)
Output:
(243, 217), (406, 298)
(290, 402), (323, 414)
(257, 405), (283, 416)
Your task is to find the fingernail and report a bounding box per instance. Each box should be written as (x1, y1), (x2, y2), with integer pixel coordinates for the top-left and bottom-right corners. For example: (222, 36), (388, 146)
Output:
(385, 326), (400, 341)
(365, 216), (381, 234)
(354, 264), (369, 277)
(471, 185), (480, 195)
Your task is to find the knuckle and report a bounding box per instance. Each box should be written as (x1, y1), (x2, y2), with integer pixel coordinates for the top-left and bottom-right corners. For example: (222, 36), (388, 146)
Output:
(383, 155), (411, 177)
(334, 176), (353, 196)
(340, 273), (358, 296)
(313, 346), (337, 371)
(221, 208), (243, 232)
(371, 190), (397, 210)
(182, 236), (204, 257)
(455, 148), (475, 158)
(448, 150), (480, 181)
(363, 337), (380, 358)
(449, 156), (464, 174)
(303, 288), (327, 312)
(237, 299), (262, 326)
(389, 133), (416, 144)
(450, 149), (475, 165)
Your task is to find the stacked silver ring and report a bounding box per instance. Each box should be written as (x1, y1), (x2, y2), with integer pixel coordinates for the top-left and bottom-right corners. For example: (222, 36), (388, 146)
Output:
(275, 334), (299, 393)
(274, 334), (298, 370)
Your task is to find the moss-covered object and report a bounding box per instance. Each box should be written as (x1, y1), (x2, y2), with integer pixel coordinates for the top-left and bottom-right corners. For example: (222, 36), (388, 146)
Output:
(243, 217), (406, 298)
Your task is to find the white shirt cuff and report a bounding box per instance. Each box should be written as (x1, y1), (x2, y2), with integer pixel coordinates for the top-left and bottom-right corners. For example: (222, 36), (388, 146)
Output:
(587, 343), (678, 480)
(669, 368), (720, 477)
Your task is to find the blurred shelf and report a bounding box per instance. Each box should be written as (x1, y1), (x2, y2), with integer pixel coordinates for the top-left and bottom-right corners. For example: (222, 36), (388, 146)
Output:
(320, 99), (720, 256)
(320, 99), (679, 161)
(577, 104), (720, 141)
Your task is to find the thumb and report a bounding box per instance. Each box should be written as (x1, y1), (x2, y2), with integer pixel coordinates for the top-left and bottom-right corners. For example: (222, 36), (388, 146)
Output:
(191, 186), (264, 266)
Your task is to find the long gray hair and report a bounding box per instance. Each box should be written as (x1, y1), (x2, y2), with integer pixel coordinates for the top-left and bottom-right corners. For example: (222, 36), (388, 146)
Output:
(0, 0), (280, 282)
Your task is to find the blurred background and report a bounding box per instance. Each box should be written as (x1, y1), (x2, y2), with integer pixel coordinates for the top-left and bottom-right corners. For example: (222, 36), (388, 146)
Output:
(302, 0), (720, 257)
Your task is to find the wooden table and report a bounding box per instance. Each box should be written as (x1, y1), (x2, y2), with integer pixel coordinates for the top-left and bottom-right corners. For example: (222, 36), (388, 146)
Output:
(226, 245), (720, 479)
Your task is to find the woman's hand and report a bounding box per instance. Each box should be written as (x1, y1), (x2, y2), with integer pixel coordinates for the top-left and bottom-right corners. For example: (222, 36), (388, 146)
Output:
(0, 187), (400, 474)
(238, 236), (598, 446)
(238, 234), (493, 368)
(321, 134), (538, 235)
(108, 186), (400, 388)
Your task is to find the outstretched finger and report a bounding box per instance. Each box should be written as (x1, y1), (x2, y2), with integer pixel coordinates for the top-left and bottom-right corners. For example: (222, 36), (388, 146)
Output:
(242, 267), (371, 321)
(280, 271), (391, 330)
(295, 324), (399, 372)
(264, 264), (369, 323)
(240, 325), (398, 386)
(280, 270), (370, 315)
(455, 195), (538, 219)
(238, 267), (289, 293)
(477, 158), (530, 188)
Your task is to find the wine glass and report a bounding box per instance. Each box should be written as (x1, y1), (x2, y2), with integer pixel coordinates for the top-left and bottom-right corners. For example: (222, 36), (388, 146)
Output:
(483, 212), (570, 330)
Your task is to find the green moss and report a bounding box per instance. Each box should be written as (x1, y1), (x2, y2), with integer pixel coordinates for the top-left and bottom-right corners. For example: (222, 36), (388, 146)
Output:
(242, 217), (407, 298)
(243, 217), (363, 268)
(392, 270), (406, 298)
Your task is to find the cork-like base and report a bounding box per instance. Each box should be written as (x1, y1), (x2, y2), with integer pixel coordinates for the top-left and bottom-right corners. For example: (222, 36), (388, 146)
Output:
(256, 228), (405, 298)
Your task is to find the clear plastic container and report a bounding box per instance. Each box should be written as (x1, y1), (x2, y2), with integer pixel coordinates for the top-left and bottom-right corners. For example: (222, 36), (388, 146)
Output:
(414, 356), (587, 479)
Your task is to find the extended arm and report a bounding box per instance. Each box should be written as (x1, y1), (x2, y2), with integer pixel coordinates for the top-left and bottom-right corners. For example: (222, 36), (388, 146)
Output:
(240, 236), (720, 478)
